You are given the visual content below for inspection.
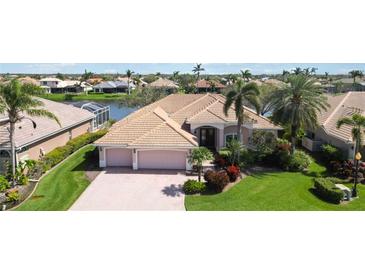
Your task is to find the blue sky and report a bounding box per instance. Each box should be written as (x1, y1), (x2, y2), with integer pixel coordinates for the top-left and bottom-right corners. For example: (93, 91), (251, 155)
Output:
(1, 63), (365, 75)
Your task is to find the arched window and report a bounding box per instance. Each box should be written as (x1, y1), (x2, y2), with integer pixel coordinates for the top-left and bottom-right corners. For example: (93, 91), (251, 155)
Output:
(0, 150), (10, 158)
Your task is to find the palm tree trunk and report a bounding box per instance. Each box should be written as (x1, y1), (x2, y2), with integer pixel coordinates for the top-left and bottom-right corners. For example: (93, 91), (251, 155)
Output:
(291, 124), (297, 154)
(127, 77), (130, 95)
(198, 165), (201, 182)
(9, 121), (16, 186)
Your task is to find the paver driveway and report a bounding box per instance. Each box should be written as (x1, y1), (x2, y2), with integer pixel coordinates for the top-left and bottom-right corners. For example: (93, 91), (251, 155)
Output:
(70, 168), (194, 210)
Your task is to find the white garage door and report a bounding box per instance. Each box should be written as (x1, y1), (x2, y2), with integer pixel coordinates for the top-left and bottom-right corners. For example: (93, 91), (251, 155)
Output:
(106, 148), (132, 167)
(138, 150), (187, 170)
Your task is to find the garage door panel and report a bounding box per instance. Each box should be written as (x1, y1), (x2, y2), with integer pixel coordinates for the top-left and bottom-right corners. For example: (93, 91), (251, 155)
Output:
(106, 148), (132, 167)
(138, 150), (186, 170)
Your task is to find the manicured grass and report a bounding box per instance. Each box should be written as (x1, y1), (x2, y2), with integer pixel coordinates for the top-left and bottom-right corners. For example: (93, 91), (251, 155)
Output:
(39, 93), (127, 102)
(185, 161), (365, 211)
(15, 146), (98, 211)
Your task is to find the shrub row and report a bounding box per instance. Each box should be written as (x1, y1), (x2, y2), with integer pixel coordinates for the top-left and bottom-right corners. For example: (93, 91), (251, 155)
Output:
(313, 177), (344, 204)
(31, 129), (107, 178)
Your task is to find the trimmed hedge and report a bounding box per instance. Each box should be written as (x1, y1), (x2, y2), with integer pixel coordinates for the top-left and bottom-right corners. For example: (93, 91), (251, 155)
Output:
(183, 179), (207, 195)
(313, 177), (344, 204)
(32, 129), (107, 177)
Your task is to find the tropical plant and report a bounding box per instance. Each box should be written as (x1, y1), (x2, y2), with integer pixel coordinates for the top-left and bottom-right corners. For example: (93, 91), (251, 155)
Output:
(240, 69), (252, 82)
(349, 70), (363, 85)
(258, 83), (279, 116)
(192, 63), (205, 85)
(188, 147), (213, 182)
(292, 67), (303, 75)
(271, 74), (328, 154)
(226, 74), (238, 85)
(337, 113), (365, 161)
(334, 81), (344, 93)
(172, 71), (180, 82)
(224, 79), (260, 143)
(225, 139), (242, 165)
(81, 69), (94, 81)
(56, 73), (65, 80)
(0, 80), (60, 184)
(126, 69), (134, 95)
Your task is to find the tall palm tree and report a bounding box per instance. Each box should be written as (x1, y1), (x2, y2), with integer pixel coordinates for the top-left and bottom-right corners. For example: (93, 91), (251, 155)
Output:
(192, 63), (205, 81)
(126, 69), (134, 95)
(292, 67), (303, 75)
(349, 70), (363, 88)
(337, 114), (365, 160)
(240, 69), (252, 82)
(224, 79), (260, 143)
(0, 80), (60, 184)
(271, 74), (329, 153)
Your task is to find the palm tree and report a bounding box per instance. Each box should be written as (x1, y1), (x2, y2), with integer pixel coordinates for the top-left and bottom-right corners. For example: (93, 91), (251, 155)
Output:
(271, 74), (329, 153)
(126, 69), (134, 95)
(324, 72), (329, 80)
(224, 79), (260, 143)
(292, 67), (303, 75)
(192, 63), (205, 81)
(0, 80), (60, 184)
(349, 70), (363, 89)
(337, 114), (365, 161)
(258, 83), (278, 116)
(337, 114), (365, 197)
(226, 74), (237, 85)
(240, 69), (252, 82)
(188, 147), (213, 182)
(282, 70), (290, 82)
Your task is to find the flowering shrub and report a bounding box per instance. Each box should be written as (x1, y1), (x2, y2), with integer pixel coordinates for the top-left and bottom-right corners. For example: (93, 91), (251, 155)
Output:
(226, 165), (240, 182)
(204, 170), (230, 193)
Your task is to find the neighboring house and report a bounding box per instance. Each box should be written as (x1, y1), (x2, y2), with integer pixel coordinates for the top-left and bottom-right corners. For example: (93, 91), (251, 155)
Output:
(148, 78), (179, 93)
(72, 102), (110, 129)
(39, 77), (92, 93)
(302, 92), (365, 159)
(0, 98), (95, 174)
(117, 77), (136, 89)
(93, 81), (129, 93)
(334, 78), (365, 92)
(94, 93), (280, 171)
(195, 79), (225, 93)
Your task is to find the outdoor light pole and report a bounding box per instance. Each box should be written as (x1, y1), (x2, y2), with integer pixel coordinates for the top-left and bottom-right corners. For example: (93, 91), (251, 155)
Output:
(353, 152), (362, 198)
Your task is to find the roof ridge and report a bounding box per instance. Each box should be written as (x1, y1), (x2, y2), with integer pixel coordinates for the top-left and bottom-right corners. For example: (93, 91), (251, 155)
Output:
(170, 93), (209, 115)
(186, 96), (220, 122)
(152, 107), (198, 146)
(323, 92), (351, 127)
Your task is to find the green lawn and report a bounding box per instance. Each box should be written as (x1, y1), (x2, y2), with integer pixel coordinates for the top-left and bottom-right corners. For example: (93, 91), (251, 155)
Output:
(39, 93), (127, 102)
(185, 161), (365, 211)
(15, 145), (98, 211)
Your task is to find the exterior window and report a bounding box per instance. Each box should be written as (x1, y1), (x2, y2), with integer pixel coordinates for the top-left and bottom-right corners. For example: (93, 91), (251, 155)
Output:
(225, 133), (238, 145)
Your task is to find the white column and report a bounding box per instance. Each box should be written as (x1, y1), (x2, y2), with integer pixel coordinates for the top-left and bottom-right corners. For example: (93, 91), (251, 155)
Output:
(218, 128), (224, 149)
(99, 147), (106, 167)
(132, 149), (138, 170)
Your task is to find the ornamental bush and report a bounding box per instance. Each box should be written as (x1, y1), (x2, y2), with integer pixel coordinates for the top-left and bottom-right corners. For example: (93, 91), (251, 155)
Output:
(321, 144), (344, 165)
(313, 177), (344, 204)
(6, 189), (20, 203)
(204, 170), (230, 193)
(183, 179), (207, 195)
(0, 176), (10, 192)
(226, 165), (240, 182)
(279, 150), (312, 171)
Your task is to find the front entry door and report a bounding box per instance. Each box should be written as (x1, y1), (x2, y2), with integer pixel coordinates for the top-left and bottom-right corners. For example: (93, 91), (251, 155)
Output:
(200, 128), (215, 148)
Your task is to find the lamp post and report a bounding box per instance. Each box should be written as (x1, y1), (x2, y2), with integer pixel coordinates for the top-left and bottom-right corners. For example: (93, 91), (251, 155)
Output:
(353, 152), (362, 197)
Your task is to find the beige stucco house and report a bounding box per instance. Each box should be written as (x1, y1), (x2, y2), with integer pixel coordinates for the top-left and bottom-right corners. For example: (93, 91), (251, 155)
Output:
(95, 93), (280, 170)
(0, 98), (95, 173)
(302, 92), (365, 159)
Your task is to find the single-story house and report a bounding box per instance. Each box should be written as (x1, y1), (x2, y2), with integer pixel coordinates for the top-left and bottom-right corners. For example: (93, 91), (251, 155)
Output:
(94, 93), (280, 170)
(93, 81), (129, 93)
(302, 92), (365, 159)
(148, 78), (179, 93)
(334, 78), (365, 92)
(40, 77), (92, 93)
(195, 79), (225, 93)
(0, 98), (95, 174)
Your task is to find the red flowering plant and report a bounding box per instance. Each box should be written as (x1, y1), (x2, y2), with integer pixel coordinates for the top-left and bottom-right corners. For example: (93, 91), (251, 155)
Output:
(226, 165), (240, 182)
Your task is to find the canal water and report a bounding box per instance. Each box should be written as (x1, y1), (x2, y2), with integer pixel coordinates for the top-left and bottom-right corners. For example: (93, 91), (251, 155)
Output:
(65, 101), (138, 121)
